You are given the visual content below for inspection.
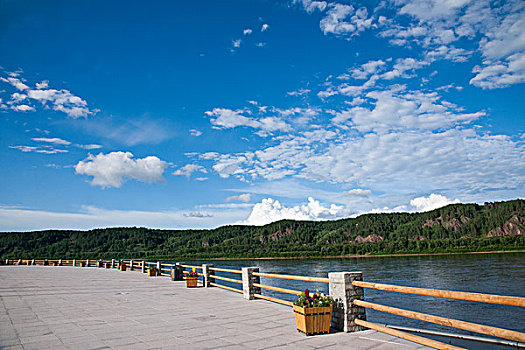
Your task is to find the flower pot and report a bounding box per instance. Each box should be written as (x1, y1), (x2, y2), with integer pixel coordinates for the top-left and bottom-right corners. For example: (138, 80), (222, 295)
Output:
(105, 262), (110, 269)
(185, 276), (198, 287)
(120, 265), (127, 271)
(147, 268), (157, 277)
(79, 262), (86, 267)
(293, 305), (332, 336)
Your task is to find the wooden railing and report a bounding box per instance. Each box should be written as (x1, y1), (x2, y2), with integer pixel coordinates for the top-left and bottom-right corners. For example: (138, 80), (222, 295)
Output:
(5, 258), (525, 350)
(352, 280), (525, 349)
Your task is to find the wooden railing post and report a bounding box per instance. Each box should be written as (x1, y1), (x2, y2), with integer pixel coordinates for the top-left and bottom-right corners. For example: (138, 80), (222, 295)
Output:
(73, 259), (76, 267)
(31, 259), (35, 265)
(156, 261), (161, 273)
(58, 259), (62, 266)
(141, 261), (145, 273)
(86, 259), (90, 267)
(242, 267), (260, 300)
(202, 264), (214, 287)
(329, 271), (366, 332)
(129, 259), (134, 271)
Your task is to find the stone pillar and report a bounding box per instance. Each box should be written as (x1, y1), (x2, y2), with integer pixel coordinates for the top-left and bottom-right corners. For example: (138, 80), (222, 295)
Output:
(242, 267), (260, 300)
(141, 261), (145, 273)
(5, 259), (9, 265)
(202, 264), (214, 287)
(73, 259), (76, 267)
(86, 259), (90, 267)
(156, 261), (161, 274)
(111, 259), (115, 268)
(130, 260), (134, 271)
(17, 259), (22, 265)
(32, 259), (35, 265)
(58, 259), (62, 266)
(328, 272), (366, 333)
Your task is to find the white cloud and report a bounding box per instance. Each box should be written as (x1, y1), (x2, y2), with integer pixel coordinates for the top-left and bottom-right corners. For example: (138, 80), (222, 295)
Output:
(351, 60), (386, 79)
(287, 88), (311, 97)
(0, 205), (249, 231)
(225, 193), (252, 202)
(75, 151), (168, 188)
(1, 77), (29, 91)
(232, 39), (242, 48)
(319, 3), (355, 36)
(347, 188), (371, 197)
(189, 129), (203, 136)
(410, 193), (460, 212)
(243, 28), (253, 35)
(31, 137), (71, 146)
(11, 104), (35, 112)
(9, 145), (68, 154)
(242, 197), (350, 225)
(173, 164), (207, 177)
(470, 52), (525, 89)
(35, 80), (49, 89)
(75, 144), (103, 150)
(1, 74), (95, 118)
(261, 24), (270, 32)
(294, 0), (327, 13)
(206, 108), (290, 135)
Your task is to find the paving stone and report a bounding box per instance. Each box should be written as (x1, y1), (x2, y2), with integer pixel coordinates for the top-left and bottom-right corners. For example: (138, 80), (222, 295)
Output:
(0, 266), (430, 350)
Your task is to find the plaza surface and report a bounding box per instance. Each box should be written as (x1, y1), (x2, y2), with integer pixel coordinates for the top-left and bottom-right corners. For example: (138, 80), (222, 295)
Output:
(0, 266), (430, 350)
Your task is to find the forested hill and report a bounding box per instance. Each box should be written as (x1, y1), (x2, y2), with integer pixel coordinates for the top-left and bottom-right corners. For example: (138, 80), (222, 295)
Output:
(1, 199), (524, 260)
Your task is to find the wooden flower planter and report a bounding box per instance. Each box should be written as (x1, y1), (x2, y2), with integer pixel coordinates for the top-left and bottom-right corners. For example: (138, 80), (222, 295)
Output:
(104, 262), (110, 269)
(119, 264), (127, 271)
(293, 305), (332, 336)
(147, 268), (157, 277)
(79, 262), (86, 267)
(185, 276), (198, 288)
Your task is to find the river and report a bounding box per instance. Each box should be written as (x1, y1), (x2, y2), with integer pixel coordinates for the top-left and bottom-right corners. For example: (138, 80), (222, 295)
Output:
(184, 252), (525, 349)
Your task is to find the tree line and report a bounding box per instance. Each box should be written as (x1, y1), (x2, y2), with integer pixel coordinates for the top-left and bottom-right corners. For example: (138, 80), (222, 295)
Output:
(1, 199), (524, 260)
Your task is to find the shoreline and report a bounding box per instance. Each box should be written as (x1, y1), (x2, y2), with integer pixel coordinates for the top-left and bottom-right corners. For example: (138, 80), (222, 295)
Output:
(202, 249), (525, 261)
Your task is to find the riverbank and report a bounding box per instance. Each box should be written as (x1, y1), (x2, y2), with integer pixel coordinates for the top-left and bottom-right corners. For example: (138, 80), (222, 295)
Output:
(202, 249), (525, 261)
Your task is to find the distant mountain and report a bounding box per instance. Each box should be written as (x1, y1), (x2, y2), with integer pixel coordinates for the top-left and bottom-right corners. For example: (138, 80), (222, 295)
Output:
(1, 199), (524, 260)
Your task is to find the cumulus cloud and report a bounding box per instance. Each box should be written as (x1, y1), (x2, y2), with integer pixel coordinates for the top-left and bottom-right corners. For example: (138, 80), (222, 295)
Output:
(410, 193), (460, 212)
(75, 151), (168, 188)
(242, 197), (350, 225)
(173, 164), (207, 177)
(225, 193), (252, 202)
(1, 74), (95, 118)
(294, 0), (327, 13)
(11, 104), (35, 112)
(205, 108), (290, 135)
(470, 52), (525, 89)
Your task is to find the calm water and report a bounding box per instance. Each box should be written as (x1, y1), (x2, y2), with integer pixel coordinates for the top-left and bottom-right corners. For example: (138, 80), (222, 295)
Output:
(182, 252), (525, 349)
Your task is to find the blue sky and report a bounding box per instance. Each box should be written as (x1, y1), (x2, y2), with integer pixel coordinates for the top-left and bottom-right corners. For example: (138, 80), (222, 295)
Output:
(1, 0), (524, 231)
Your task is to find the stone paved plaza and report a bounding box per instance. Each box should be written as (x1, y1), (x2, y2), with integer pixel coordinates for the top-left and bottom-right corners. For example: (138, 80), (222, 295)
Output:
(0, 266), (430, 350)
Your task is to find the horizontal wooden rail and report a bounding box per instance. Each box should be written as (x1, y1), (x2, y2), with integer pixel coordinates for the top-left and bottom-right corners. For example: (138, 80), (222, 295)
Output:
(209, 267), (242, 274)
(210, 282), (243, 294)
(354, 300), (525, 343)
(252, 272), (329, 283)
(353, 281), (525, 308)
(253, 283), (302, 296)
(210, 275), (242, 284)
(254, 293), (294, 307)
(355, 319), (466, 350)
(181, 265), (202, 270)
